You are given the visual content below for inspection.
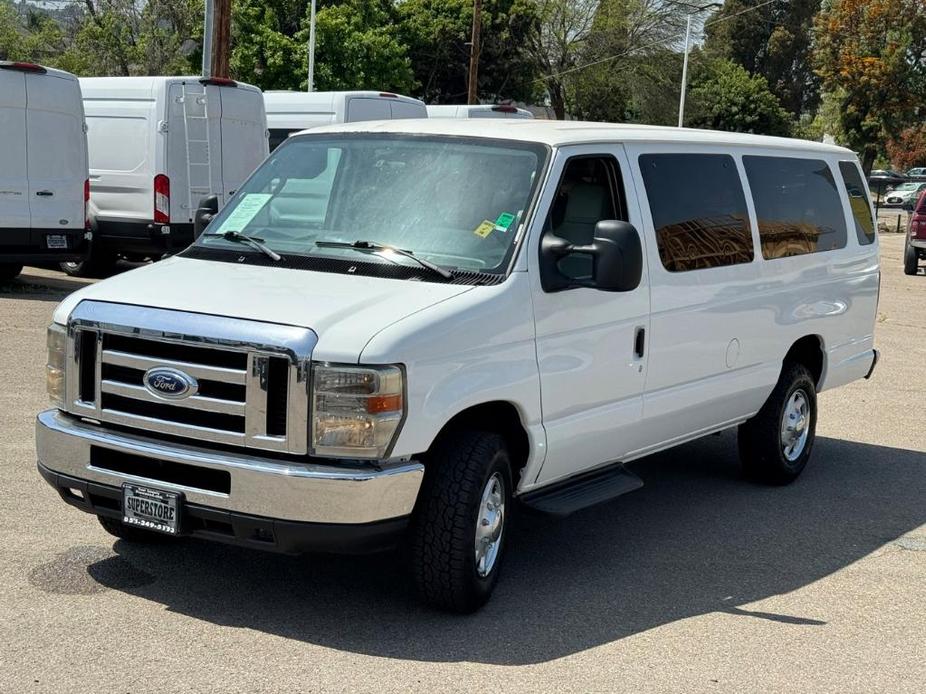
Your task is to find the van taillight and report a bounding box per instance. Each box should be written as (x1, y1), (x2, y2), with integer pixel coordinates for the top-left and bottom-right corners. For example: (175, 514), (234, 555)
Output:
(0, 61), (47, 74)
(154, 175), (170, 224)
(84, 178), (90, 230)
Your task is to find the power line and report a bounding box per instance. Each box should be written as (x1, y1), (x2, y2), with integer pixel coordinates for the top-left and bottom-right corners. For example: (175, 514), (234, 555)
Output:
(533, 0), (785, 85)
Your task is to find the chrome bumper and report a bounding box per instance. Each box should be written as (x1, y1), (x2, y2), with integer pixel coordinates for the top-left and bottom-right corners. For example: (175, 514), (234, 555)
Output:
(910, 238), (926, 250)
(35, 409), (424, 524)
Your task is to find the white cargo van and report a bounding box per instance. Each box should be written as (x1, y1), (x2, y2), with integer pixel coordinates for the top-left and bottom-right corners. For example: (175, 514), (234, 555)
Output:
(68, 76), (269, 276)
(427, 104), (534, 119)
(264, 91), (427, 150)
(37, 120), (880, 613)
(0, 61), (89, 281)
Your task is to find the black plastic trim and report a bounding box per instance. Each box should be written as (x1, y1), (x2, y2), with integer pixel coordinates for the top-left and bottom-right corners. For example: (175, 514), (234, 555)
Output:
(94, 218), (194, 254)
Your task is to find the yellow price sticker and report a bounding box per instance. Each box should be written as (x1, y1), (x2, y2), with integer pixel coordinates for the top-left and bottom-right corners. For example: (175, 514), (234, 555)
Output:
(473, 220), (495, 238)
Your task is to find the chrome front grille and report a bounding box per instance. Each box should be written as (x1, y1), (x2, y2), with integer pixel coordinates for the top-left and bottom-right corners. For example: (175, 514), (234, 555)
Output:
(64, 301), (316, 455)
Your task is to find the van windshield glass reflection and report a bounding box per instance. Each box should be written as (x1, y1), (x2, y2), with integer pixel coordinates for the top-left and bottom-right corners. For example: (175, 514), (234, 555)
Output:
(196, 135), (547, 274)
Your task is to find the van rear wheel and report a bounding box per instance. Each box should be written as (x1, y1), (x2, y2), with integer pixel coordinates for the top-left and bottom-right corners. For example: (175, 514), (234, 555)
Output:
(904, 242), (919, 276)
(0, 264), (23, 282)
(60, 247), (116, 278)
(410, 431), (511, 613)
(738, 362), (817, 485)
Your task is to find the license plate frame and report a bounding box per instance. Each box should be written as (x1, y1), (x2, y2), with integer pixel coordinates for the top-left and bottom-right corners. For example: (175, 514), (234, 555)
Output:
(46, 234), (68, 249)
(122, 483), (182, 535)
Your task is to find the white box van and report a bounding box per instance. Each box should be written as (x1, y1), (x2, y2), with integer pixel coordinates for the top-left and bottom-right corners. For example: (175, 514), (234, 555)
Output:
(427, 104), (534, 119)
(69, 76), (269, 276)
(264, 91), (427, 150)
(37, 120), (880, 613)
(0, 61), (89, 281)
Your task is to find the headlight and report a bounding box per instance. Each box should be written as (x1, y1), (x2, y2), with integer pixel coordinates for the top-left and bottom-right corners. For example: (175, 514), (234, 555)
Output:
(312, 364), (405, 459)
(46, 323), (67, 408)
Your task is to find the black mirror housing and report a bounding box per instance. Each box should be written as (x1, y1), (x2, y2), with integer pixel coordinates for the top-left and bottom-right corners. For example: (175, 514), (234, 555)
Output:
(902, 199), (915, 212)
(193, 195), (220, 239)
(540, 220), (643, 292)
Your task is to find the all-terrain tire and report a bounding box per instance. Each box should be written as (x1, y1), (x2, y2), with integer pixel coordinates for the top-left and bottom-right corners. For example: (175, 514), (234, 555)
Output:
(0, 264), (23, 282)
(410, 431), (512, 613)
(904, 242), (919, 276)
(738, 362), (817, 485)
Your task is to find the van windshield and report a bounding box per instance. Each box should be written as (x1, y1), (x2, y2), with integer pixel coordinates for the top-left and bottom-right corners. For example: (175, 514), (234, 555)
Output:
(195, 134), (548, 275)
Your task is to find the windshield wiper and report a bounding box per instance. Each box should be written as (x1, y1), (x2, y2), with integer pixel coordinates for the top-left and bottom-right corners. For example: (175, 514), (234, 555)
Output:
(315, 240), (453, 280)
(202, 230), (281, 262)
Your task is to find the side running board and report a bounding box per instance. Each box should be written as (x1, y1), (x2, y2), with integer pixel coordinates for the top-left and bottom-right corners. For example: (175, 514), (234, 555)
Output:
(519, 464), (643, 517)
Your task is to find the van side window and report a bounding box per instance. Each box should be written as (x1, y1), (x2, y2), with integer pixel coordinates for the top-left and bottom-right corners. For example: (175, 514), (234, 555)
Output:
(546, 156), (625, 280)
(639, 153), (753, 272)
(743, 156), (848, 259)
(838, 161), (876, 245)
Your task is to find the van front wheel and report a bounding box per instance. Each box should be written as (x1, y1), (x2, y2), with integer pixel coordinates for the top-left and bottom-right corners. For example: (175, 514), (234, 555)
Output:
(738, 362), (817, 485)
(410, 431), (511, 613)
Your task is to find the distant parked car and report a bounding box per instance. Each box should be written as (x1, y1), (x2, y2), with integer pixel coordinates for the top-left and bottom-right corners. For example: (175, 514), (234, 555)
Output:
(868, 169), (908, 190)
(884, 181), (926, 206)
(903, 190), (926, 275)
(906, 167), (926, 180)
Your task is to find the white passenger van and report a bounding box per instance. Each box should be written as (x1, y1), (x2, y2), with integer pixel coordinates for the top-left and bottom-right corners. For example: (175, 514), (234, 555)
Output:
(264, 91), (427, 151)
(69, 76), (269, 276)
(0, 62), (89, 281)
(37, 120), (880, 613)
(427, 104), (534, 119)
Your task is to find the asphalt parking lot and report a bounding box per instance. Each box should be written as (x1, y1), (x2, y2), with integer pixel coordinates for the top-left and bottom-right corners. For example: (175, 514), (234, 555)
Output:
(1, 234), (924, 693)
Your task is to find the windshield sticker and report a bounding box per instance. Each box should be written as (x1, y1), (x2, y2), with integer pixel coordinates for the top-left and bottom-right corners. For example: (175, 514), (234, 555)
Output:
(494, 212), (516, 232)
(216, 193), (272, 233)
(474, 220), (496, 238)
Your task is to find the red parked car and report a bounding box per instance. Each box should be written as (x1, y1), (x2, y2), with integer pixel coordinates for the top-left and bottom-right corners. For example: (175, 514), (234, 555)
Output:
(905, 189), (926, 275)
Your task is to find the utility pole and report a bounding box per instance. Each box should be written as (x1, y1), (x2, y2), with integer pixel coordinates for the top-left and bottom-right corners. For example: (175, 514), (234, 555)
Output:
(676, 1), (722, 128)
(467, 0), (482, 105)
(210, 0), (232, 79)
(202, 0), (214, 77)
(307, 0), (317, 91)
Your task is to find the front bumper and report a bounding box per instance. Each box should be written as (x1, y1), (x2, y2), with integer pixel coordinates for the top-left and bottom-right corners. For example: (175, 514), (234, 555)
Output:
(909, 238), (926, 251)
(36, 410), (424, 547)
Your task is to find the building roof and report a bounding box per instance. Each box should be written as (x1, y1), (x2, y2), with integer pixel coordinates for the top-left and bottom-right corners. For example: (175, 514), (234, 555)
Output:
(298, 118), (853, 154)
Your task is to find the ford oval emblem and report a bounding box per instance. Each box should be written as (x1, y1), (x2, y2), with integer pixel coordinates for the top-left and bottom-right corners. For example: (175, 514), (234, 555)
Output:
(143, 367), (198, 400)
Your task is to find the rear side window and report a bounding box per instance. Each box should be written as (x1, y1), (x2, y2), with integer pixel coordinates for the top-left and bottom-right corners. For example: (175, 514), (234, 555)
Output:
(269, 128), (299, 152)
(837, 161), (875, 245)
(639, 153), (753, 272)
(743, 156), (847, 259)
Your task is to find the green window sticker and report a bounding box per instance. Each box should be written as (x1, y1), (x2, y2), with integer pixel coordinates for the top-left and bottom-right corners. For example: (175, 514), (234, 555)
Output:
(217, 193), (272, 233)
(494, 212), (516, 232)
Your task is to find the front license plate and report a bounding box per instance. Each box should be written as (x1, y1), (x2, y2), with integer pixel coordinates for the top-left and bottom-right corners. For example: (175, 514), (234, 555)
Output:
(46, 234), (68, 249)
(122, 484), (181, 535)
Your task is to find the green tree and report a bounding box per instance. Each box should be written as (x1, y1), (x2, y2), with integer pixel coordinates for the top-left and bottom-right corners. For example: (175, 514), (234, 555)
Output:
(230, 0), (305, 89)
(704, 0), (822, 117)
(396, 0), (540, 104)
(814, 0), (926, 172)
(686, 58), (793, 136)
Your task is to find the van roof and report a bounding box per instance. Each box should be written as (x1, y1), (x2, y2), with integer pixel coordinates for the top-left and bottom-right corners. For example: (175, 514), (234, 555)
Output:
(296, 119), (853, 155)
(79, 76), (262, 99)
(0, 62), (78, 82)
(263, 90), (425, 109)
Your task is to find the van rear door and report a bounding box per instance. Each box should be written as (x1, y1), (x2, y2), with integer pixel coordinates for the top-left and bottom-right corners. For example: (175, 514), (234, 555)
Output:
(0, 69), (29, 234)
(26, 71), (87, 234)
(216, 85), (268, 203)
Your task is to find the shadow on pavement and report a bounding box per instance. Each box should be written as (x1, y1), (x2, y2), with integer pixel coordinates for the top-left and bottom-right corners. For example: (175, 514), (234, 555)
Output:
(0, 263), (142, 302)
(85, 433), (926, 665)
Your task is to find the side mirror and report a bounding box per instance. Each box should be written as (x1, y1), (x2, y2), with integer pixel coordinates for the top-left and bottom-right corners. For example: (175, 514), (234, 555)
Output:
(193, 195), (220, 239)
(540, 220), (643, 292)
(902, 199), (915, 212)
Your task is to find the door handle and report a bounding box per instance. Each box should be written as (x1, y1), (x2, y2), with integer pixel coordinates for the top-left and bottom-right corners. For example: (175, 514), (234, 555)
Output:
(634, 327), (646, 358)
(35, 190), (54, 197)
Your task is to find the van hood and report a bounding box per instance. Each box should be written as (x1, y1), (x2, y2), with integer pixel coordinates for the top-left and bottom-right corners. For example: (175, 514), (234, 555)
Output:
(53, 257), (475, 362)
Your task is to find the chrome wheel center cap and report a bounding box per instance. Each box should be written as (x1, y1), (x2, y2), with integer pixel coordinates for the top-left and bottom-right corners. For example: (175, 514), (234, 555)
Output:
(474, 473), (505, 578)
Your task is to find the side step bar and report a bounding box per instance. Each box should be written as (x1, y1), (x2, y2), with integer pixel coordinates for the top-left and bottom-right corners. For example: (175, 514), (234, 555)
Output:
(520, 464), (643, 517)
